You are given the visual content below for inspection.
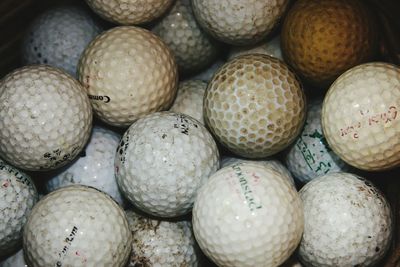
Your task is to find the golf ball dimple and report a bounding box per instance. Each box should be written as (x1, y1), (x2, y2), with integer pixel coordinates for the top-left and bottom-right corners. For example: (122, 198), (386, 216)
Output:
(0, 160), (38, 258)
(23, 185), (132, 267)
(126, 210), (200, 266)
(0, 65), (92, 171)
(115, 112), (220, 218)
(204, 54), (306, 158)
(286, 99), (348, 183)
(322, 62), (400, 171)
(152, 0), (219, 74)
(191, 0), (289, 45)
(78, 26), (178, 127)
(170, 80), (207, 124)
(298, 172), (393, 266)
(22, 5), (102, 77)
(45, 126), (125, 206)
(193, 162), (304, 267)
(85, 0), (174, 25)
(221, 156), (295, 186)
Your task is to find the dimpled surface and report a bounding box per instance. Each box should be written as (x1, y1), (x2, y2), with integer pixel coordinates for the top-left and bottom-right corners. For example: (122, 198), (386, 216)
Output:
(22, 5), (102, 77)
(23, 185), (132, 267)
(204, 54), (306, 158)
(85, 0), (174, 25)
(299, 172), (392, 266)
(170, 80), (207, 124)
(78, 26), (178, 127)
(286, 99), (348, 184)
(221, 156), (295, 186)
(116, 112), (220, 217)
(126, 210), (199, 266)
(191, 0), (289, 45)
(152, 0), (219, 74)
(193, 162), (304, 267)
(228, 36), (283, 61)
(0, 249), (27, 267)
(281, 0), (377, 87)
(322, 63), (400, 171)
(0, 65), (92, 171)
(46, 126), (125, 206)
(0, 161), (38, 257)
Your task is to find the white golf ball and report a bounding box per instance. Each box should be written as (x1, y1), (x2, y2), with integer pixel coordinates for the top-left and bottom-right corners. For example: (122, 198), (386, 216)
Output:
(193, 162), (304, 267)
(115, 112), (220, 217)
(285, 99), (348, 184)
(0, 160), (38, 258)
(22, 5), (102, 77)
(0, 65), (92, 171)
(23, 185), (132, 267)
(45, 126), (125, 206)
(299, 172), (392, 266)
(126, 210), (200, 266)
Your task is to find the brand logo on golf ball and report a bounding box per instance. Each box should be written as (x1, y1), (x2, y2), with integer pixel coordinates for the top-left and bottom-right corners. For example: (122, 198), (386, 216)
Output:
(0, 163), (32, 186)
(173, 114), (198, 135)
(232, 164), (262, 211)
(339, 105), (398, 139)
(88, 94), (111, 103)
(56, 225), (78, 266)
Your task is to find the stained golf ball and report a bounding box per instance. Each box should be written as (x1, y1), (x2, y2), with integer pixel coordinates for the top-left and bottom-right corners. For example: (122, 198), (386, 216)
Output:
(152, 0), (219, 74)
(0, 65), (92, 171)
(193, 162), (304, 267)
(322, 62), (400, 171)
(281, 0), (378, 87)
(78, 26), (178, 127)
(192, 0), (289, 45)
(170, 80), (207, 124)
(286, 99), (348, 183)
(23, 185), (132, 267)
(115, 112), (220, 217)
(204, 54), (306, 158)
(85, 0), (174, 25)
(45, 126), (125, 206)
(0, 160), (38, 258)
(299, 172), (392, 266)
(126, 210), (200, 266)
(22, 5), (102, 77)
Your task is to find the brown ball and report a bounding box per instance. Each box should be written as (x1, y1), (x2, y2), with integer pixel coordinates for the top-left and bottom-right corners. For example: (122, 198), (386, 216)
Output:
(281, 0), (378, 87)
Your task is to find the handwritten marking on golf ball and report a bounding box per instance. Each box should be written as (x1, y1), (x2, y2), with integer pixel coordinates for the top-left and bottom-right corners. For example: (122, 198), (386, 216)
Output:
(56, 225), (78, 267)
(339, 106), (398, 139)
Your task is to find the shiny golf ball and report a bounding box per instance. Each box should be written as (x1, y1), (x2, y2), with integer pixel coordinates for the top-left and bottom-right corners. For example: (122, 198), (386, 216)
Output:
(193, 162), (304, 267)
(299, 172), (392, 266)
(204, 54), (306, 158)
(23, 185), (132, 267)
(78, 26), (178, 127)
(116, 112), (220, 218)
(286, 99), (348, 183)
(0, 160), (38, 258)
(45, 126), (125, 206)
(0, 65), (92, 171)
(322, 62), (400, 171)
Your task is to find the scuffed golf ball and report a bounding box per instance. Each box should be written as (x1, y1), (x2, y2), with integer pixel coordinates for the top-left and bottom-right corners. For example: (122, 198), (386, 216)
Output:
(23, 185), (132, 267)
(193, 162), (303, 267)
(0, 65), (92, 171)
(299, 172), (392, 266)
(116, 112), (220, 217)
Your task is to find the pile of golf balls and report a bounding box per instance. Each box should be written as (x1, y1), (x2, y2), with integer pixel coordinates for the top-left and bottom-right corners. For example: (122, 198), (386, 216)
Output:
(0, 1), (398, 266)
